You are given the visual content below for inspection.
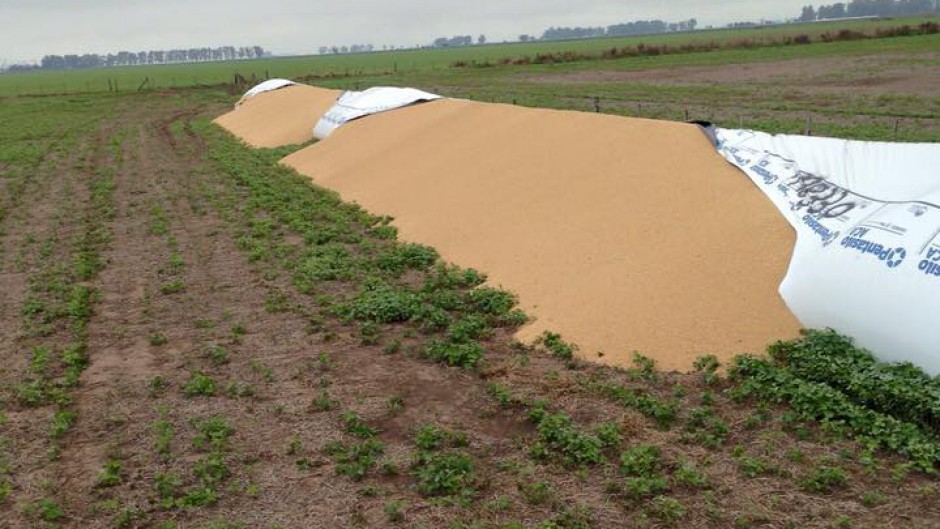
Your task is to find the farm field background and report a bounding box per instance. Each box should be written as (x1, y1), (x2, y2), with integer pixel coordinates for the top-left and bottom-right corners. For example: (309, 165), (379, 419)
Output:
(1, 17), (939, 529)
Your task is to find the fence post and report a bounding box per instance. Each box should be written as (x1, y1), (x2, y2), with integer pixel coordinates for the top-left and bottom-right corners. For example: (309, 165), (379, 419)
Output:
(593, 96), (600, 113)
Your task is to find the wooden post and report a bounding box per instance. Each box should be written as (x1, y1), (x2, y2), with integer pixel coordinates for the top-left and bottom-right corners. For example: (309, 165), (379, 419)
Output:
(894, 119), (900, 140)
(684, 108), (690, 121)
(593, 96), (600, 113)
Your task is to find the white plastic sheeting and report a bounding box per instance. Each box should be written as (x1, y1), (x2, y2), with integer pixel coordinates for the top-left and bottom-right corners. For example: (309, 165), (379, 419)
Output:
(236, 79), (296, 106)
(313, 87), (442, 139)
(715, 128), (940, 374)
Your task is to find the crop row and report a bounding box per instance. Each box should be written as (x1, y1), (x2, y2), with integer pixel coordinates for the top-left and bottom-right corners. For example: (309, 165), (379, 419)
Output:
(768, 329), (940, 434)
(730, 354), (940, 472)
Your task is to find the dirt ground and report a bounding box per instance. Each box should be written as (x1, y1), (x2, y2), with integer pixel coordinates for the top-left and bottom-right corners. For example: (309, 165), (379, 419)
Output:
(524, 52), (940, 97)
(0, 90), (938, 529)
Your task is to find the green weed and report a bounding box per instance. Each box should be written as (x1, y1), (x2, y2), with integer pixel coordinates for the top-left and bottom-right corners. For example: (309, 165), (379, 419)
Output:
(413, 450), (475, 496)
(342, 411), (379, 438)
(183, 371), (217, 397)
(799, 466), (848, 493)
(95, 459), (122, 488)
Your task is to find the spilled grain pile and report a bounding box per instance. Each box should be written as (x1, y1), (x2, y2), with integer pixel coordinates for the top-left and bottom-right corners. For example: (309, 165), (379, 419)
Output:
(280, 99), (801, 371)
(213, 84), (341, 147)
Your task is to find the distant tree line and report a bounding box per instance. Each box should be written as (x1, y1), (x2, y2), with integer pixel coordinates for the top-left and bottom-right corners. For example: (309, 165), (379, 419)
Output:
(798, 0), (939, 21)
(318, 44), (375, 55)
(15, 46), (267, 72)
(431, 35), (487, 48)
(539, 19), (698, 41)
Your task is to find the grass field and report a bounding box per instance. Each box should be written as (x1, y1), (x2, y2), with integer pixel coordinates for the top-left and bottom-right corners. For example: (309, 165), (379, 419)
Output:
(0, 17), (939, 529)
(0, 15), (936, 97)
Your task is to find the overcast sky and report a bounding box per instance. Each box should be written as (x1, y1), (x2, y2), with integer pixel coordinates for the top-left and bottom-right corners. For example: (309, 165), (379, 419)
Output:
(1, 1), (813, 64)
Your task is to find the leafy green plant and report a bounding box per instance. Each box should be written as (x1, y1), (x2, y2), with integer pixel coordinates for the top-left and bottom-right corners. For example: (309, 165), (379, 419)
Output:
(648, 496), (686, 524)
(386, 395), (404, 412)
(424, 340), (484, 368)
(620, 445), (662, 477)
(50, 408), (77, 438)
(206, 344), (229, 365)
(799, 466), (848, 493)
(413, 450), (475, 496)
(193, 451), (230, 487)
(192, 416), (234, 451)
(737, 456), (773, 478)
(629, 352), (658, 381)
(860, 491), (887, 507)
(154, 418), (173, 456)
(312, 390), (335, 411)
(160, 279), (187, 295)
(730, 355), (940, 470)
(250, 360), (274, 382)
(223, 381), (254, 398)
(682, 407), (730, 449)
(183, 371), (217, 397)
(583, 380), (678, 429)
(30, 498), (64, 522)
(325, 439), (385, 481)
(415, 424), (468, 451)
(538, 505), (593, 529)
(486, 382), (516, 408)
(594, 422), (622, 448)
(693, 354), (721, 385)
(527, 405), (604, 466)
(148, 375), (169, 397)
(537, 332), (576, 361)
(767, 329), (940, 434)
(95, 459), (122, 488)
(673, 461), (709, 488)
(518, 481), (553, 505)
(342, 411), (379, 438)
(619, 444), (670, 499)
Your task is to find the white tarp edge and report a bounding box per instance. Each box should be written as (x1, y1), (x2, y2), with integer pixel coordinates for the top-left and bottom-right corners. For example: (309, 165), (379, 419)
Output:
(715, 128), (940, 374)
(313, 87), (442, 139)
(236, 79), (296, 107)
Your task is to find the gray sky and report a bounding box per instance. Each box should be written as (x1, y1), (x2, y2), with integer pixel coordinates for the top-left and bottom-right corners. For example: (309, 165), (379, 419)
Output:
(1, 1), (812, 64)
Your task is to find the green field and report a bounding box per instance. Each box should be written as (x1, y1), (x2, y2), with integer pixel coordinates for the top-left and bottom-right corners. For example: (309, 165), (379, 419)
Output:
(1, 15), (936, 96)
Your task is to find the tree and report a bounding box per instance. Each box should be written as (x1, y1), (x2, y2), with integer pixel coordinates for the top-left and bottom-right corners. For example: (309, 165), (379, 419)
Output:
(800, 5), (817, 21)
(519, 34), (533, 42)
(478, 34), (487, 45)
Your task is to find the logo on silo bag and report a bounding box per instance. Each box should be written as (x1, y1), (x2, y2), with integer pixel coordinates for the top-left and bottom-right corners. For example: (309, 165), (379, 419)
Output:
(839, 227), (907, 269)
